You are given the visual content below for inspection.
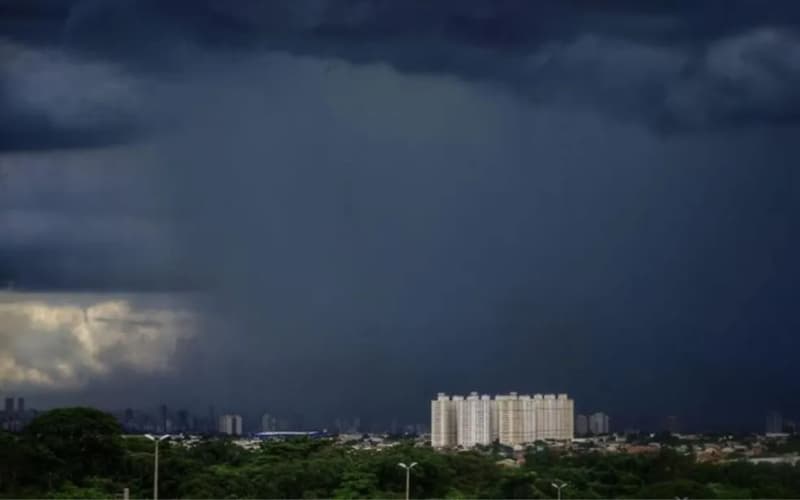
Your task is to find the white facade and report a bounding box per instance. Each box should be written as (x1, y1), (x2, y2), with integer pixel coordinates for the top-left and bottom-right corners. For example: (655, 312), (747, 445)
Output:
(432, 392), (574, 449)
(219, 414), (243, 436)
(558, 394), (574, 439)
(455, 392), (493, 448)
(542, 394), (556, 440)
(496, 393), (524, 446)
(452, 395), (465, 444)
(519, 395), (535, 444)
(431, 393), (456, 448)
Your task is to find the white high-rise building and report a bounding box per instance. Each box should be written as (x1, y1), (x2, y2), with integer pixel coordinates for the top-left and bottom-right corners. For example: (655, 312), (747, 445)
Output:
(533, 394), (545, 441)
(490, 398), (499, 442)
(455, 392), (492, 447)
(557, 394), (574, 439)
(476, 394), (493, 445)
(431, 393), (457, 448)
(452, 394), (465, 443)
(219, 414), (243, 436)
(496, 392), (522, 446)
(520, 395), (536, 444)
(432, 392), (574, 448)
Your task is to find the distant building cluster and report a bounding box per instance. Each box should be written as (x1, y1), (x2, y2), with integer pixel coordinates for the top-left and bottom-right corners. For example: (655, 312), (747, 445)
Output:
(333, 416), (362, 435)
(1, 395), (32, 431)
(261, 413), (279, 432)
(118, 405), (219, 434)
(431, 392), (574, 448)
(766, 411), (797, 435)
(575, 412), (610, 436)
(766, 411), (783, 434)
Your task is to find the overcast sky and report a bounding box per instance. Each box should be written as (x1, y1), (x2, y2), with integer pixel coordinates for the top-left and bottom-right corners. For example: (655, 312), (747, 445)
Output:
(1, 0), (799, 431)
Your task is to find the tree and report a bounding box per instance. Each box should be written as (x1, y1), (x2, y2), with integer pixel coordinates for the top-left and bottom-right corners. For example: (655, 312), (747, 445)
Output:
(47, 477), (118, 499)
(333, 470), (380, 499)
(0, 431), (36, 492)
(7, 411), (800, 499)
(23, 407), (124, 484)
(637, 479), (714, 499)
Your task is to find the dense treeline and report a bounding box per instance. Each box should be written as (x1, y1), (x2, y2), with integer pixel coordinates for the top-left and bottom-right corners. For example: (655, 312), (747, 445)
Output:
(1, 408), (800, 498)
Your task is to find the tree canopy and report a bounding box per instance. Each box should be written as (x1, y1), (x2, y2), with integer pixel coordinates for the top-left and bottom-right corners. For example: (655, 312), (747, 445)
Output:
(2, 409), (800, 498)
(21, 407), (124, 487)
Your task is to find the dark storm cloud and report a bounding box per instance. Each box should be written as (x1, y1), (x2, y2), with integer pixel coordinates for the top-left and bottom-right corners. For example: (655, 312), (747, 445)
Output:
(111, 55), (797, 428)
(2, 1), (800, 429)
(0, 0), (73, 47)
(0, 147), (194, 291)
(0, 37), (143, 152)
(16, 0), (798, 51)
(0, 94), (140, 153)
(4, 0), (800, 134)
(0, 246), (199, 292)
(58, 0), (800, 130)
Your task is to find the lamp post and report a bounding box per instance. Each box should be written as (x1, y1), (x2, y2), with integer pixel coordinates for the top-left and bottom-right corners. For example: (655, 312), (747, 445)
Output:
(551, 481), (568, 500)
(397, 462), (418, 500)
(144, 434), (170, 500)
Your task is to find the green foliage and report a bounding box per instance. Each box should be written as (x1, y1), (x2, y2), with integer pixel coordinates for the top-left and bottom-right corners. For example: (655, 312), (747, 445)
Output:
(23, 407), (124, 485)
(47, 483), (108, 499)
(708, 482), (752, 499)
(770, 436), (800, 454)
(637, 479), (715, 499)
(47, 477), (118, 499)
(3, 410), (800, 498)
(333, 470), (379, 498)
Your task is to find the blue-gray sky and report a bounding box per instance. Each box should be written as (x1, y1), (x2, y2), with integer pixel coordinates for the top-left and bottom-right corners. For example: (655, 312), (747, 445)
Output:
(1, 0), (799, 430)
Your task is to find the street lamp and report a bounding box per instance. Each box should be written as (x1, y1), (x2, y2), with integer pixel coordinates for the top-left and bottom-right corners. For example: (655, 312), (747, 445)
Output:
(144, 434), (170, 500)
(397, 462), (418, 500)
(551, 481), (568, 500)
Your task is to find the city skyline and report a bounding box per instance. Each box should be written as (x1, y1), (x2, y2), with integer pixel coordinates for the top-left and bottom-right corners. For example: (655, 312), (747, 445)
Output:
(4, 391), (799, 437)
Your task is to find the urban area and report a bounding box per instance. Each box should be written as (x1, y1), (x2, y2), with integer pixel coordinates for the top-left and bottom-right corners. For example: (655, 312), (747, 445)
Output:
(2, 391), (800, 498)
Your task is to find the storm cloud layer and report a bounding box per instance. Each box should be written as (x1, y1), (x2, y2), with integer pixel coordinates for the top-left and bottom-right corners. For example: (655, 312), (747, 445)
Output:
(1, 0), (799, 429)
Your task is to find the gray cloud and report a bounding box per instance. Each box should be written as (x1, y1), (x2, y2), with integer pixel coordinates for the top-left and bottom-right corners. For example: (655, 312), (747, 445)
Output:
(2, 0), (800, 148)
(666, 29), (800, 127)
(62, 1), (800, 130)
(0, 147), (191, 291)
(0, 41), (143, 152)
(126, 51), (798, 426)
(1, 1), (799, 428)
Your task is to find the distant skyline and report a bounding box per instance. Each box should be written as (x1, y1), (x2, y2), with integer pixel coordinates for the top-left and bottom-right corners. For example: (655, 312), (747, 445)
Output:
(2, 1), (800, 429)
(4, 390), (796, 435)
